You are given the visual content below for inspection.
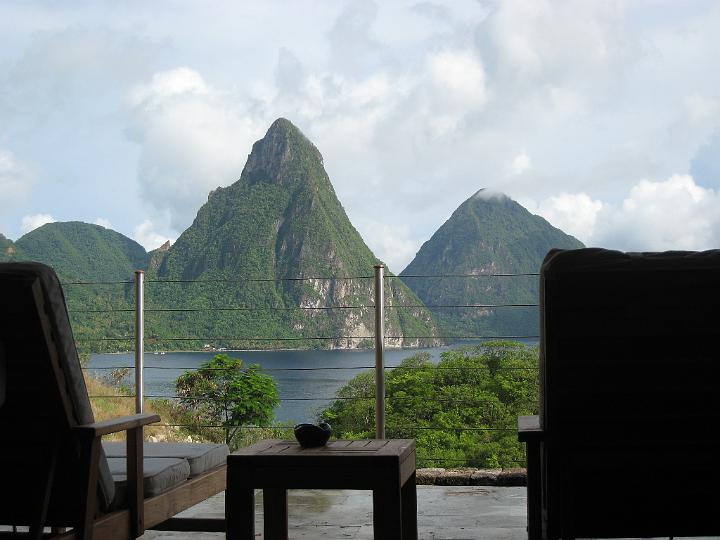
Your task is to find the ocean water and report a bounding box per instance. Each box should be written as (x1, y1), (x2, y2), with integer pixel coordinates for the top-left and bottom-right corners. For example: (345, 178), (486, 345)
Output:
(87, 346), (455, 424)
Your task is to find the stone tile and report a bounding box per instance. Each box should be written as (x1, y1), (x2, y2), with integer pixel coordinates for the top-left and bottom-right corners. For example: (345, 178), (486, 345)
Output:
(140, 486), (527, 539)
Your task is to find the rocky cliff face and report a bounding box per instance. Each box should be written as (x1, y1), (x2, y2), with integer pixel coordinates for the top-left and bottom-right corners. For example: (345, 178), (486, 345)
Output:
(0, 234), (16, 259)
(150, 118), (438, 349)
(401, 190), (584, 338)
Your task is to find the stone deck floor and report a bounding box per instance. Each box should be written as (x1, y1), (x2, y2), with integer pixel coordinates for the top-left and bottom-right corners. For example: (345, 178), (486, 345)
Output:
(141, 486), (527, 539)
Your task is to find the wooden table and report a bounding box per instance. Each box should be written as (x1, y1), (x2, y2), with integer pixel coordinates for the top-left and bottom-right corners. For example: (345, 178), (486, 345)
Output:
(226, 439), (417, 540)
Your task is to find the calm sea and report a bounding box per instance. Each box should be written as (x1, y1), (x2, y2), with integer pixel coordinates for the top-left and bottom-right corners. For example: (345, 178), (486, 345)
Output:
(87, 346), (455, 424)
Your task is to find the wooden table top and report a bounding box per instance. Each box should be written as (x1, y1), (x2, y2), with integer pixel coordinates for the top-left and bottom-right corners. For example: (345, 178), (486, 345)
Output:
(229, 439), (415, 466)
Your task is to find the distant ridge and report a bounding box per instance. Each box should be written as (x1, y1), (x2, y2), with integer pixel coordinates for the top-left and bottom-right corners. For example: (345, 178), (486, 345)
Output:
(0, 222), (149, 349)
(401, 190), (584, 337)
(11, 221), (149, 281)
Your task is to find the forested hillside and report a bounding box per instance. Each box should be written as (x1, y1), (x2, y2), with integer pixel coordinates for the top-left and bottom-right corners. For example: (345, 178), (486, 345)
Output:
(145, 118), (438, 350)
(1, 222), (144, 351)
(401, 190), (583, 338)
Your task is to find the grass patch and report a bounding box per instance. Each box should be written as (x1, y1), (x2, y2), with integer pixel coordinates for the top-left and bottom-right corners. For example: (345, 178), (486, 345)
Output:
(85, 374), (292, 448)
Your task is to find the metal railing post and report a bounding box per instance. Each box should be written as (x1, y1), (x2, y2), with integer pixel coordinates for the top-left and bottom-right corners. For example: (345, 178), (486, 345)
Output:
(134, 270), (144, 414)
(374, 264), (385, 439)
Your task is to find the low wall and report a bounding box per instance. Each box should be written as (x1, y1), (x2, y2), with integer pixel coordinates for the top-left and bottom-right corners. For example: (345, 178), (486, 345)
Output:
(416, 467), (526, 486)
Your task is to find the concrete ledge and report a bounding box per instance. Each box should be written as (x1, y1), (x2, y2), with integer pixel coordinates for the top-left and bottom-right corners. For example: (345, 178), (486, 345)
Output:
(416, 467), (526, 486)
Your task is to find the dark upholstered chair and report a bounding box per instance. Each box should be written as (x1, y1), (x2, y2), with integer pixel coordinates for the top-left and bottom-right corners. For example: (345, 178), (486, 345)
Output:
(519, 248), (720, 539)
(0, 263), (228, 539)
(0, 341), (6, 408)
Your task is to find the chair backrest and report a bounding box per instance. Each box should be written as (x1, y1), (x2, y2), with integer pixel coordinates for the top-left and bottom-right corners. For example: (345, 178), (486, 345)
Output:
(539, 248), (720, 538)
(0, 263), (115, 525)
(0, 341), (5, 408)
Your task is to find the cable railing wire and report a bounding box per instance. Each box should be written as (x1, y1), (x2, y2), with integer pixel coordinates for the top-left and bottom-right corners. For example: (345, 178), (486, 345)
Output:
(392, 272), (539, 278)
(150, 423), (515, 432)
(89, 394), (523, 407)
(63, 271), (539, 288)
(62, 280), (133, 285)
(68, 302), (538, 314)
(83, 364), (539, 372)
(388, 303), (537, 308)
(145, 275), (374, 284)
(76, 334), (538, 342)
(72, 272), (539, 469)
(69, 305), (371, 314)
(76, 336), (378, 343)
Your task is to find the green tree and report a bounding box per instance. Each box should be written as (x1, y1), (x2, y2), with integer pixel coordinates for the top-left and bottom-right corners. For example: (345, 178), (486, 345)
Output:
(321, 342), (539, 468)
(176, 354), (279, 448)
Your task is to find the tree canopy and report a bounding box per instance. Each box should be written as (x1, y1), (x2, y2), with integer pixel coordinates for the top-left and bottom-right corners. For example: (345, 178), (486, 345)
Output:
(321, 341), (539, 468)
(175, 353), (279, 448)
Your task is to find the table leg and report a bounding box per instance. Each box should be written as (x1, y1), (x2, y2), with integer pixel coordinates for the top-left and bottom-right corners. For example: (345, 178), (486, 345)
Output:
(526, 440), (542, 540)
(225, 483), (255, 540)
(401, 472), (418, 540)
(373, 480), (403, 540)
(263, 488), (288, 540)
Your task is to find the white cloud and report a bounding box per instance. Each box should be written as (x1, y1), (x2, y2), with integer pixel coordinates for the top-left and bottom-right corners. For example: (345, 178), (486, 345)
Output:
(326, 1), (384, 77)
(132, 220), (173, 251)
(527, 176), (720, 251)
(356, 220), (421, 273)
(473, 188), (506, 202)
(128, 67), (209, 106)
(522, 192), (603, 243)
(426, 49), (487, 109)
(127, 67), (264, 232)
(425, 49), (488, 133)
(685, 94), (720, 123)
(0, 151), (32, 206)
(5, 2), (720, 264)
(511, 153), (532, 175)
(479, 0), (634, 84)
(21, 213), (55, 234)
(596, 175), (720, 251)
(94, 217), (113, 229)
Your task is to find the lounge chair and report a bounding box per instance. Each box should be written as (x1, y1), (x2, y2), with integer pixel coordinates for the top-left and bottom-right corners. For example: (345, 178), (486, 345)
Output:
(519, 248), (720, 539)
(0, 341), (5, 407)
(0, 262), (228, 539)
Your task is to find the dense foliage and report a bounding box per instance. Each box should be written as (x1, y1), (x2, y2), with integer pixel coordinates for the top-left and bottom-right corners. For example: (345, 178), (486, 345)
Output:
(0, 222), (144, 353)
(175, 354), (279, 448)
(321, 341), (539, 468)
(401, 191), (583, 338)
(13, 221), (149, 280)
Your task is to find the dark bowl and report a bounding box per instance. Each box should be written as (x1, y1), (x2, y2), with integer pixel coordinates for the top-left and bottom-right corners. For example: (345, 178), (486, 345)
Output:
(294, 422), (332, 448)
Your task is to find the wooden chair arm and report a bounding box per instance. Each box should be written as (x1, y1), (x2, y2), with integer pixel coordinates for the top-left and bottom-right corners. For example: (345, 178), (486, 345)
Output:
(518, 415), (544, 442)
(73, 413), (160, 537)
(74, 413), (161, 437)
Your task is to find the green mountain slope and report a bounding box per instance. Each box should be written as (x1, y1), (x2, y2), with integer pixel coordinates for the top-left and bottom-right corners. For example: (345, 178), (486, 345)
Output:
(0, 233), (23, 261)
(149, 118), (438, 349)
(14, 222), (149, 281)
(8, 222), (149, 350)
(400, 190), (584, 338)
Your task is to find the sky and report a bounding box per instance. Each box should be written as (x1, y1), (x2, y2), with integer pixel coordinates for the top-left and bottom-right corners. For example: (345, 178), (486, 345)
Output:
(2, 0), (720, 273)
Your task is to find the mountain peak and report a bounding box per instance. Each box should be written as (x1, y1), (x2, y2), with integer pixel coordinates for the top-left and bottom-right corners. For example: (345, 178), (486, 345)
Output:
(267, 117), (300, 136)
(153, 118), (438, 348)
(243, 118), (322, 184)
(401, 191), (583, 337)
(470, 188), (508, 202)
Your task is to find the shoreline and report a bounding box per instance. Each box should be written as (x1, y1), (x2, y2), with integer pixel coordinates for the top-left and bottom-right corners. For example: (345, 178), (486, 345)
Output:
(87, 338), (537, 356)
